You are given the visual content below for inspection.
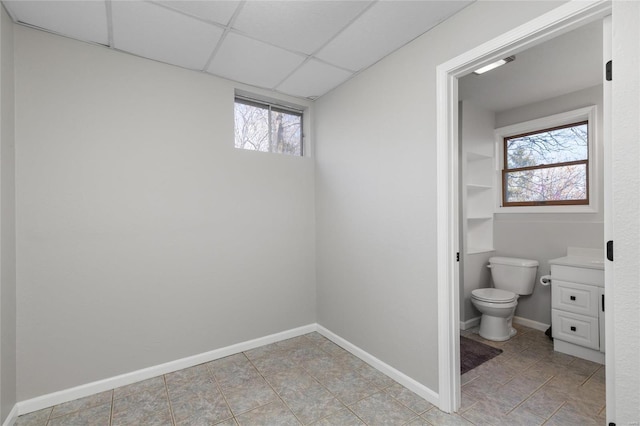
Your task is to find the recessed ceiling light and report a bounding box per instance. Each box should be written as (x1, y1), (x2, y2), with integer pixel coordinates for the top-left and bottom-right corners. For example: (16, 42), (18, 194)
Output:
(473, 56), (515, 75)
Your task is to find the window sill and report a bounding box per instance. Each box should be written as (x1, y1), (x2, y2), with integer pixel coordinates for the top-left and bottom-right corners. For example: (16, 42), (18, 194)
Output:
(496, 205), (598, 214)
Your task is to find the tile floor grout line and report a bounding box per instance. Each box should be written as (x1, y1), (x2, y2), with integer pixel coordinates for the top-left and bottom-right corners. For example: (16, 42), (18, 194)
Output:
(109, 389), (114, 426)
(581, 364), (602, 387)
(504, 374), (554, 416)
(44, 406), (53, 426)
(541, 400), (569, 425)
(344, 403), (369, 426)
(206, 356), (255, 423)
(276, 335), (364, 424)
(162, 374), (177, 426)
(205, 358), (236, 423)
(241, 349), (307, 424)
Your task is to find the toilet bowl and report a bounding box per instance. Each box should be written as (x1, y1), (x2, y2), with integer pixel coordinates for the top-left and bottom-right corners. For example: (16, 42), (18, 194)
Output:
(471, 257), (538, 341)
(471, 288), (518, 341)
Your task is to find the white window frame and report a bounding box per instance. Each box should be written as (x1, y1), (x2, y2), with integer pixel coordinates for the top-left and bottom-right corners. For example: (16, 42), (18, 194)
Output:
(233, 90), (307, 157)
(494, 105), (598, 213)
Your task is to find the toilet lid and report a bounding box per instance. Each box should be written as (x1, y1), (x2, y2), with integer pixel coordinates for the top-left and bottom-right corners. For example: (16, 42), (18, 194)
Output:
(472, 288), (516, 303)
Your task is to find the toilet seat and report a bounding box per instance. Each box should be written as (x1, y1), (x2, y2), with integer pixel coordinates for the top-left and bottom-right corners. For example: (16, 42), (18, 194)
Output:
(471, 288), (516, 303)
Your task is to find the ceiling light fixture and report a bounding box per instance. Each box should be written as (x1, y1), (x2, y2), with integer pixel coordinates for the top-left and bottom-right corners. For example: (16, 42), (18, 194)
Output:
(473, 56), (515, 75)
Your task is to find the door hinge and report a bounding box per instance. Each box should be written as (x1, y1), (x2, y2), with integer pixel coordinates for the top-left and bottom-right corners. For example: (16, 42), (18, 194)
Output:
(607, 240), (614, 261)
(606, 60), (612, 81)
(456, 252), (460, 262)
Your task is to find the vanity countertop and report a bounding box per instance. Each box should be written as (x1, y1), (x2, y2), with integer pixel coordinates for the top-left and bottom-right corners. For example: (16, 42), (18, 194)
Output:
(549, 255), (604, 270)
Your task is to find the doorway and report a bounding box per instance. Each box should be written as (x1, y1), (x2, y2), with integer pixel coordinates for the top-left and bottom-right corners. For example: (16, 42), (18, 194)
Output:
(434, 0), (612, 418)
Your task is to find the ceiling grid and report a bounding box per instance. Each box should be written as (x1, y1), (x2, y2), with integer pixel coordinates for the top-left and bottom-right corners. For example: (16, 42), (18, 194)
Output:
(3, 0), (473, 99)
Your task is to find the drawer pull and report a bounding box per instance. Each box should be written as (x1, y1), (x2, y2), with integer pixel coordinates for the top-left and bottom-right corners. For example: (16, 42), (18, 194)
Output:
(570, 326), (577, 332)
(570, 296), (576, 301)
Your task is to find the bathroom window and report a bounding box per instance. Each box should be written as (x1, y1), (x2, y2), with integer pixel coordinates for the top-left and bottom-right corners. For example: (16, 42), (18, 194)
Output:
(496, 106), (596, 211)
(234, 96), (303, 156)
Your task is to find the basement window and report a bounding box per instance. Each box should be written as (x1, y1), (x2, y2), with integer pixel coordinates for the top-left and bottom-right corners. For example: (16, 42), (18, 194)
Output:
(496, 106), (597, 212)
(234, 96), (303, 156)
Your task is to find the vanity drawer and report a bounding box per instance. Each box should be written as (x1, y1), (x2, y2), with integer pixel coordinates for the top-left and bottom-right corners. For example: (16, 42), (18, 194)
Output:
(551, 280), (598, 317)
(552, 309), (599, 350)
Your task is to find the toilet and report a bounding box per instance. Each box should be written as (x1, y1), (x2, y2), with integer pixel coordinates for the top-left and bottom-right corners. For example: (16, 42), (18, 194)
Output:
(471, 256), (539, 341)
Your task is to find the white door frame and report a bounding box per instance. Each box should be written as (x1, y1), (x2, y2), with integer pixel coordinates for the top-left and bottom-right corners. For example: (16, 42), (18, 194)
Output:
(435, 0), (612, 413)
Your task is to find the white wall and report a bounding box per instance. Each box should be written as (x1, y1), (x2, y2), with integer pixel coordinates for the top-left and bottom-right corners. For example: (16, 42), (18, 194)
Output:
(493, 85), (604, 326)
(315, 0), (564, 392)
(0, 5), (15, 423)
(15, 27), (316, 400)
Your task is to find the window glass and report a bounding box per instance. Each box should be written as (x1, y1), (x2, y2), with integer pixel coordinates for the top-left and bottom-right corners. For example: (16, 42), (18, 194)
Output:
(234, 98), (302, 156)
(503, 121), (588, 206)
(506, 123), (588, 168)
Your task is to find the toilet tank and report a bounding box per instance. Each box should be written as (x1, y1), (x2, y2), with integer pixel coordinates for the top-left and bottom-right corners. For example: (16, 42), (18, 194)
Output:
(488, 257), (539, 295)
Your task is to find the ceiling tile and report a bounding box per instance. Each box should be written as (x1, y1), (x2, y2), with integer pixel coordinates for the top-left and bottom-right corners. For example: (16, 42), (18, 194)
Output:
(277, 59), (353, 99)
(233, 1), (372, 55)
(4, 0), (108, 45)
(208, 32), (305, 89)
(111, 1), (223, 71)
(153, 1), (241, 26)
(316, 1), (472, 71)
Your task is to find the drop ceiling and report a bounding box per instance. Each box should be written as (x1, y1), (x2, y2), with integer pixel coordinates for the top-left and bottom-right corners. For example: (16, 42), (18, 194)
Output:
(2, 0), (473, 100)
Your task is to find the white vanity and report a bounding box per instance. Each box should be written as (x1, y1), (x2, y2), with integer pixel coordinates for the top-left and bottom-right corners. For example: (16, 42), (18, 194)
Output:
(549, 247), (605, 364)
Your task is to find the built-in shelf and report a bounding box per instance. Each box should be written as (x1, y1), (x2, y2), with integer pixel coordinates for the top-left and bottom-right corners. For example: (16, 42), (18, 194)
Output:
(460, 101), (496, 326)
(467, 247), (496, 255)
(467, 151), (492, 162)
(467, 216), (493, 221)
(467, 183), (492, 192)
(463, 145), (494, 254)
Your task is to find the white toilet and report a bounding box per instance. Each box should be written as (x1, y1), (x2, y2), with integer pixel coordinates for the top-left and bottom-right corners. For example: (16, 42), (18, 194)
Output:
(471, 256), (539, 341)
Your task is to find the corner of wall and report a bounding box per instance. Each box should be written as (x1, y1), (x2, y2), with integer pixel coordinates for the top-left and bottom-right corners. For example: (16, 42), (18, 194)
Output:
(0, 4), (17, 424)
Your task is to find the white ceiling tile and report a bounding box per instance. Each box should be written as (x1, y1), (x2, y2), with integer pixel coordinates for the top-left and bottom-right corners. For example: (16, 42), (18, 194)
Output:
(207, 32), (305, 89)
(277, 59), (353, 99)
(233, 1), (372, 55)
(316, 1), (472, 71)
(111, 1), (223, 71)
(4, 0), (108, 45)
(153, 1), (241, 26)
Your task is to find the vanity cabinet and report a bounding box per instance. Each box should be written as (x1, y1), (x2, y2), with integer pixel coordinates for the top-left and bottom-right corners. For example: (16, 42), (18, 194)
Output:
(550, 257), (605, 364)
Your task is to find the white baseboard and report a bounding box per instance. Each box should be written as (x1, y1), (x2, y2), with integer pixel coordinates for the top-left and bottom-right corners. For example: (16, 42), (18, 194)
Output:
(512, 316), (550, 332)
(316, 325), (439, 408)
(2, 404), (18, 426)
(15, 323), (440, 418)
(462, 316), (549, 332)
(459, 317), (481, 330)
(16, 324), (316, 416)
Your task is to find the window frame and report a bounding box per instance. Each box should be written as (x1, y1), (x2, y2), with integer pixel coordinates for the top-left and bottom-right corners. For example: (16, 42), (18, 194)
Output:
(502, 120), (589, 207)
(234, 95), (304, 156)
(495, 106), (598, 213)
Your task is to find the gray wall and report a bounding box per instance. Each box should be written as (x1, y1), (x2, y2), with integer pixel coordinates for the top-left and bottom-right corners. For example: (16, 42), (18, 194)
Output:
(15, 27), (316, 400)
(494, 85), (604, 326)
(0, 5), (15, 423)
(314, 1), (564, 391)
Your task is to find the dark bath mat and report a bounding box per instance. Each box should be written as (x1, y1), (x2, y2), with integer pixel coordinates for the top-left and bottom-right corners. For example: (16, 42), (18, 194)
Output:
(460, 335), (503, 374)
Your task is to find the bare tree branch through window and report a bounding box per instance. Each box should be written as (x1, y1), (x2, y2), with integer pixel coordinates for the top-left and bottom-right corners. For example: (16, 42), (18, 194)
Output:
(234, 98), (302, 156)
(503, 121), (588, 206)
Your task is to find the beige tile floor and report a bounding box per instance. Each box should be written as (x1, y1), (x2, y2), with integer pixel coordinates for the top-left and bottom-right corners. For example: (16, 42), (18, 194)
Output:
(15, 326), (605, 425)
